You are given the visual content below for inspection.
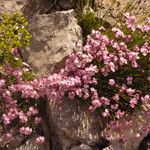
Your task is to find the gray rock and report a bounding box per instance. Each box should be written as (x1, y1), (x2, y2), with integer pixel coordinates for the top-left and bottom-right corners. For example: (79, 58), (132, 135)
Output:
(102, 106), (150, 150)
(46, 98), (104, 150)
(0, 0), (26, 14)
(14, 136), (46, 150)
(58, 0), (77, 10)
(22, 0), (51, 19)
(0, 134), (47, 150)
(95, 0), (150, 25)
(22, 0), (77, 19)
(22, 9), (82, 77)
(71, 143), (93, 150)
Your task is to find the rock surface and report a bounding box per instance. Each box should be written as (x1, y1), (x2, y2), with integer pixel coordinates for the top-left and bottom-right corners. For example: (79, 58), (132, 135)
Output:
(22, 0), (51, 19)
(0, 0), (26, 14)
(0, 134), (47, 150)
(14, 135), (46, 150)
(58, 0), (77, 10)
(95, 0), (150, 25)
(102, 106), (150, 150)
(23, 10), (82, 77)
(22, 0), (77, 19)
(46, 98), (105, 150)
(71, 143), (93, 150)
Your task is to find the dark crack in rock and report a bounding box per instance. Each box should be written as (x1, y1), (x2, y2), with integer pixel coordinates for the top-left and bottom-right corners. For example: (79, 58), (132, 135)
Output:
(139, 133), (150, 150)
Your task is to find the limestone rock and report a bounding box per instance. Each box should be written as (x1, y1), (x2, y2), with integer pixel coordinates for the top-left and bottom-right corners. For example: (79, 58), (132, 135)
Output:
(22, 0), (51, 19)
(95, 0), (150, 25)
(102, 106), (150, 150)
(22, 10), (82, 77)
(0, 0), (26, 14)
(22, 0), (77, 19)
(0, 134), (47, 150)
(71, 143), (94, 150)
(46, 98), (104, 150)
(14, 136), (46, 150)
(58, 0), (77, 10)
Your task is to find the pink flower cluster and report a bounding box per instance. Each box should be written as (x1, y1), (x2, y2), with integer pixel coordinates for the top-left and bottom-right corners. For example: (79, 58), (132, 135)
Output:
(0, 64), (43, 145)
(29, 13), (149, 142)
(0, 13), (150, 144)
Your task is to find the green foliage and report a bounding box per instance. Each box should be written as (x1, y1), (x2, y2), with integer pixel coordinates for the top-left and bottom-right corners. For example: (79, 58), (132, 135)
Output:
(76, 0), (111, 40)
(0, 14), (31, 67)
(77, 12), (100, 38)
(0, 13), (34, 83)
(77, 0), (97, 11)
(76, 0), (99, 39)
(22, 71), (35, 81)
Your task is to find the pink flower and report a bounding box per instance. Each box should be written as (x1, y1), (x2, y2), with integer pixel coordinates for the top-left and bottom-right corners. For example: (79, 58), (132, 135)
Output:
(68, 92), (75, 100)
(138, 25), (150, 32)
(75, 40), (82, 49)
(27, 107), (39, 116)
(2, 114), (10, 125)
(124, 35), (132, 42)
(112, 94), (120, 101)
(92, 99), (101, 108)
(140, 47), (149, 56)
(5, 133), (13, 141)
(127, 76), (133, 85)
(126, 88), (135, 96)
(0, 79), (5, 87)
(112, 27), (124, 38)
(100, 97), (110, 105)
(109, 62), (116, 72)
(0, 14), (149, 144)
(124, 13), (137, 31)
(102, 109), (110, 117)
(75, 88), (82, 97)
(130, 98), (138, 108)
(136, 133), (141, 138)
(34, 117), (41, 125)
(35, 136), (45, 144)
(19, 127), (32, 135)
(141, 95), (150, 104)
(111, 104), (118, 110)
(116, 110), (125, 119)
(119, 57), (127, 65)
(108, 79), (115, 86)
(19, 112), (28, 124)
(11, 48), (20, 59)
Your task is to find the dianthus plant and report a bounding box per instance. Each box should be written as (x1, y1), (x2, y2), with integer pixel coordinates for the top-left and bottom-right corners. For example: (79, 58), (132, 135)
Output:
(0, 14), (44, 147)
(1, 12), (150, 146)
(37, 12), (149, 142)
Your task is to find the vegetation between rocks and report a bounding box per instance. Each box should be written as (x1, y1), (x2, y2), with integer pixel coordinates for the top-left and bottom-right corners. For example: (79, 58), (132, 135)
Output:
(0, 1), (150, 148)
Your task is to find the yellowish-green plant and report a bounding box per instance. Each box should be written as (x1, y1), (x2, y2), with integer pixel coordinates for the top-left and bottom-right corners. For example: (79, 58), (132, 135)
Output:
(0, 14), (31, 67)
(0, 14), (34, 81)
